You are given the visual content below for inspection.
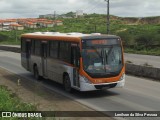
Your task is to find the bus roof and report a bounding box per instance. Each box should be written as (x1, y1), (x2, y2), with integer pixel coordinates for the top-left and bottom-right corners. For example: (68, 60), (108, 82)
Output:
(21, 32), (120, 42)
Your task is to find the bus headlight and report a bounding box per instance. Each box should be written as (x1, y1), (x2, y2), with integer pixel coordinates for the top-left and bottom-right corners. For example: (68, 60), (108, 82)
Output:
(79, 75), (91, 84)
(120, 73), (125, 81)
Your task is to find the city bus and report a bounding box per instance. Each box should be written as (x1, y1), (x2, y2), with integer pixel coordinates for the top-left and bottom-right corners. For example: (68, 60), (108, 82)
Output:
(21, 32), (125, 92)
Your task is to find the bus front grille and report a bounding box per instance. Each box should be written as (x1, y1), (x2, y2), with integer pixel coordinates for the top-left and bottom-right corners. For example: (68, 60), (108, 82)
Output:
(94, 83), (117, 89)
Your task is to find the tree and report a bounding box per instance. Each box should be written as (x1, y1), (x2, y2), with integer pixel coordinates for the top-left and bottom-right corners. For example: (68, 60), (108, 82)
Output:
(135, 32), (155, 49)
(0, 33), (8, 42)
(117, 31), (133, 46)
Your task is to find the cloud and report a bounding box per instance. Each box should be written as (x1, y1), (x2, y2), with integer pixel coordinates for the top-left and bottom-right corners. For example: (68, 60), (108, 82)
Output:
(110, 0), (160, 17)
(0, 0), (160, 18)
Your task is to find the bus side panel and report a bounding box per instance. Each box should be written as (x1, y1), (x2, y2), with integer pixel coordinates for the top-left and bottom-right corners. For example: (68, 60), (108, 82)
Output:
(47, 58), (79, 89)
(30, 55), (43, 76)
(47, 58), (62, 83)
(21, 52), (28, 70)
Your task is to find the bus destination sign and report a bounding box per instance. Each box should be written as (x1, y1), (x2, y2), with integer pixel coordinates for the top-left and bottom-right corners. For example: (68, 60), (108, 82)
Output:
(85, 39), (121, 46)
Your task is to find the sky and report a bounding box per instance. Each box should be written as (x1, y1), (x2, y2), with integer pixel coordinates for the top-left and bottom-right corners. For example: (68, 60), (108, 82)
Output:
(0, 0), (160, 19)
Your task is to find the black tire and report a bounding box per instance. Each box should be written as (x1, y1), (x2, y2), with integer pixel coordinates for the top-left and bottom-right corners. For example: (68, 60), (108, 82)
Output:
(34, 66), (40, 80)
(64, 75), (72, 92)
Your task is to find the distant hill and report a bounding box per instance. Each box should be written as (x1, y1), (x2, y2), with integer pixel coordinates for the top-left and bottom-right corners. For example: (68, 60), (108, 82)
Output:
(84, 14), (160, 25)
(60, 12), (160, 24)
(119, 16), (160, 25)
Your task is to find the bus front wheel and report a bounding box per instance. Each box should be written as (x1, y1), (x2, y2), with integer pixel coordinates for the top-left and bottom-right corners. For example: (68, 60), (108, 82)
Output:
(64, 75), (72, 92)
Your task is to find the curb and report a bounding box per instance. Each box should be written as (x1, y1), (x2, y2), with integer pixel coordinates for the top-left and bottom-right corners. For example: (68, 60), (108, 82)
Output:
(0, 45), (21, 53)
(126, 63), (160, 81)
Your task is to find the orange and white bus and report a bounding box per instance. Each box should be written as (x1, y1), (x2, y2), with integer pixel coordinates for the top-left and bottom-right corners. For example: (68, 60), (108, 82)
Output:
(21, 32), (125, 92)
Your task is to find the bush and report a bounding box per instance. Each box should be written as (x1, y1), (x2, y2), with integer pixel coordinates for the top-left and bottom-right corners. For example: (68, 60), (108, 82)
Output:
(0, 86), (36, 111)
(117, 31), (134, 46)
(0, 33), (8, 42)
(135, 32), (155, 48)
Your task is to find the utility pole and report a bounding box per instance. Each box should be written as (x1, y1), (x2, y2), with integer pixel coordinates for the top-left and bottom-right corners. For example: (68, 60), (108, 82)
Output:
(105, 0), (110, 34)
(14, 28), (17, 43)
(54, 11), (56, 20)
(54, 11), (56, 31)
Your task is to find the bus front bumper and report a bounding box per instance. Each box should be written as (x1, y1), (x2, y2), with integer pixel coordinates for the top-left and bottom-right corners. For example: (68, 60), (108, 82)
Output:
(79, 74), (125, 91)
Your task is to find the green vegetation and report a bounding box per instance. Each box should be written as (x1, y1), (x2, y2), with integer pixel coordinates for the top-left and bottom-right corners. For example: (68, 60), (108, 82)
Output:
(0, 85), (43, 120)
(0, 85), (36, 111)
(0, 28), (52, 45)
(0, 13), (160, 55)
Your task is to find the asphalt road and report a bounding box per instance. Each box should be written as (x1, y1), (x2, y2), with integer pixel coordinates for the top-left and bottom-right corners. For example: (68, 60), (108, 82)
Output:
(124, 53), (160, 68)
(0, 50), (160, 120)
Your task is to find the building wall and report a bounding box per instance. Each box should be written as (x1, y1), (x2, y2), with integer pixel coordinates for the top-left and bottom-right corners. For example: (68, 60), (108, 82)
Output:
(56, 22), (63, 26)
(17, 26), (24, 30)
(46, 24), (53, 27)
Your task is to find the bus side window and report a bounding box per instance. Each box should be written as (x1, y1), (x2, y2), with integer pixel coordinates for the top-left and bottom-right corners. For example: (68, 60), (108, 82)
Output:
(21, 38), (26, 52)
(35, 41), (41, 56)
(59, 42), (71, 62)
(31, 40), (35, 54)
(49, 41), (58, 58)
(26, 41), (31, 58)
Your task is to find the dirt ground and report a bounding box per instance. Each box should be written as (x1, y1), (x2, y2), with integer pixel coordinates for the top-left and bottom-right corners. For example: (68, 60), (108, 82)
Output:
(0, 68), (113, 120)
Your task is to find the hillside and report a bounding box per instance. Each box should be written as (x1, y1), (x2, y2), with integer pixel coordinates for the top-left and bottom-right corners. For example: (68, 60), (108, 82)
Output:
(0, 13), (160, 55)
(119, 16), (160, 25)
(62, 12), (160, 24)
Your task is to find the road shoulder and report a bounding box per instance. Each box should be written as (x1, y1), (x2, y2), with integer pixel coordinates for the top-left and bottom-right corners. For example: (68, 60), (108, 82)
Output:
(0, 67), (112, 120)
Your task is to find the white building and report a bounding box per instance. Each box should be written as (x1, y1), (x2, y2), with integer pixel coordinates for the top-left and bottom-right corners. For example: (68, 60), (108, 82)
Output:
(76, 10), (84, 18)
(10, 24), (24, 30)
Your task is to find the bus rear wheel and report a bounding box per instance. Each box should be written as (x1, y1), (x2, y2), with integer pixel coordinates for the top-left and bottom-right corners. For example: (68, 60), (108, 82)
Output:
(64, 75), (72, 92)
(34, 66), (40, 80)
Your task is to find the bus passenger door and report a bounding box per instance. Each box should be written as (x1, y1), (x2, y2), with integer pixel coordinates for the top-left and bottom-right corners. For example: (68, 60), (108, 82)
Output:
(26, 41), (31, 70)
(71, 45), (80, 87)
(41, 42), (48, 77)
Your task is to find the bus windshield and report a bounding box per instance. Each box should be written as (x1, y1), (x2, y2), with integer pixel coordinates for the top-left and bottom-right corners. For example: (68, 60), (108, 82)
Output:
(82, 43), (123, 78)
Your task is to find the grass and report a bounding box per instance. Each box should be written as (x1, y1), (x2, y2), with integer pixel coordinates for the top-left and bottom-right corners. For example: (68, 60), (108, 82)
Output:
(0, 85), (45, 120)
(124, 47), (160, 56)
(0, 85), (36, 111)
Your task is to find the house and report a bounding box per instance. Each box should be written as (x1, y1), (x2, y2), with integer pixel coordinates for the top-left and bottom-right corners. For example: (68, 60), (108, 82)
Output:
(17, 18), (28, 25)
(36, 19), (48, 27)
(42, 21), (54, 28)
(0, 18), (63, 30)
(4, 19), (17, 24)
(10, 24), (24, 30)
(25, 22), (37, 28)
(55, 20), (63, 26)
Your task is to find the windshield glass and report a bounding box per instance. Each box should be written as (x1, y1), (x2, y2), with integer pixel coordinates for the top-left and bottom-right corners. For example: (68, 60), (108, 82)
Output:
(82, 45), (123, 78)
